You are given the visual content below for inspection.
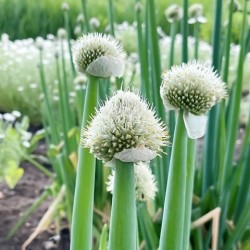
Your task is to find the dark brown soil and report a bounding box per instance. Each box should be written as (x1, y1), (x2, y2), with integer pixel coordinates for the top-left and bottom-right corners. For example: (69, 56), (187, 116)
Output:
(0, 162), (53, 250)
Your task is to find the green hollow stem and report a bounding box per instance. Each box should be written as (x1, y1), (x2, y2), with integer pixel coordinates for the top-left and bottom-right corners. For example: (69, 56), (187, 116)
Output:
(81, 0), (90, 33)
(63, 10), (76, 78)
(39, 50), (59, 144)
(136, 0), (150, 100)
(108, 0), (115, 36)
(223, 201), (250, 250)
(194, 23), (199, 60)
(55, 53), (70, 155)
(182, 139), (196, 250)
(202, 0), (223, 194)
(70, 76), (99, 250)
(182, 0), (189, 63)
(159, 110), (187, 250)
(60, 39), (73, 132)
(108, 160), (136, 250)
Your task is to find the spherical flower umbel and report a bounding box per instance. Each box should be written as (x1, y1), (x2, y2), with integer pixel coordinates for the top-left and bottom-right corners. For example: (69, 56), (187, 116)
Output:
(188, 4), (207, 24)
(160, 61), (227, 139)
(107, 162), (158, 201)
(83, 90), (168, 164)
(164, 4), (183, 23)
(72, 33), (125, 78)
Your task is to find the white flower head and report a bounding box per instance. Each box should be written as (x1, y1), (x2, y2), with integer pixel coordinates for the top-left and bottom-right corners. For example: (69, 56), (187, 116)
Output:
(107, 162), (158, 201)
(57, 28), (67, 40)
(72, 33), (126, 78)
(76, 14), (84, 24)
(61, 2), (69, 11)
(74, 74), (88, 86)
(188, 4), (207, 24)
(164, 4), (183, 23)
(160, 61), (227, 139)
(74, 26), (82, 37)
(227, 0), (241, 13)
(89, 17), (100, 29)
(83, 90), (169, 164)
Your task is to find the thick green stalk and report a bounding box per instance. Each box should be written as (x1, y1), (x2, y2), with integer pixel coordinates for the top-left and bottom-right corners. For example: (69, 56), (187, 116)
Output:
(222, 0), (234, 83)
(108, 160), (136, 250)
(146, 0), (163, 118)
(63, 10), (76, 78)
(194, 23), (199, 60)
(137, 203), (159, 249)
(99, 224), (108, 250)
(55, 54), (70, 155)
(233, 144), (250, 222)
(169, 21), (177, 68)
(81, 0), (90, 33)
(108, 0), (115, 36)
(60, 40), (74, 132)
(202, 0), (223, 194)
(182, 0), (189, 63)
(223, 0), (248, 186)
(223, 201), (250, 250)
(39, 50), (59, 144)
(146, 0), (165, 207)
(70, 76), (99, 250)
(159, 110), (187, 250)
(182, 139), (196, 250)
(136, 0), (150, 100)
(215, 0), (234, 195)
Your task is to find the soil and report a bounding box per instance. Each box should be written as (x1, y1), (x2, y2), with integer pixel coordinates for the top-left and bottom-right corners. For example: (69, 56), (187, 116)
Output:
(0, 161), (53, 250)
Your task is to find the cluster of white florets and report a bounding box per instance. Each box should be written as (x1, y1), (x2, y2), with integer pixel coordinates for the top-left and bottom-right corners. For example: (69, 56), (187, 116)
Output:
(160, 62), (226, 115)
(107, 162), (158, 201)
(73, 33), (125, 77)
(83, 90), (168, 164)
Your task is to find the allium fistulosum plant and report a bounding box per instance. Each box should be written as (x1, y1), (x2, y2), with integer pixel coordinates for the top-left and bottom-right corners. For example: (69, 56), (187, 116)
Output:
(83, 90), (168, 250)
(71, 33), (125, 250)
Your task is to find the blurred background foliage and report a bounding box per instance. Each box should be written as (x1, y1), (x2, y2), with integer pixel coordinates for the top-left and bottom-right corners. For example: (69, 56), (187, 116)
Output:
(0, 0), (245, 43)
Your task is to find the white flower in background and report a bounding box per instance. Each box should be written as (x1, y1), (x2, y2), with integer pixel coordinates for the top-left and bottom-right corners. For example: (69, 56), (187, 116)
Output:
(61, 2), (69, 11)
(3, 113), (16, 122)
(188, 4), (207, 24)
(160, 61), (227, 139)
(74, 26), (82, 37)
(76, 14), (84, 24)
(227, 0), (241, 13)
(57, 28), (67, 40)
(89, 17), (100, 29)
(1, 33), (9, 43)
(73, 74), (88, 86)
(73, 33), (125, 78)
(83, 90), (168, 164)
(35, 37), (44, 50)
(107, 162), (158, 201)
(164, 4), (183, 23)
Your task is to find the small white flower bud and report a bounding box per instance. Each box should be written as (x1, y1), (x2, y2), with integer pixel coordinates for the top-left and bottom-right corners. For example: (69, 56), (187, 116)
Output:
(188, 4), (207, 24)
(57, 28), (67, 40)
(61, 2), (69, 11)
(89, 17), (100, 29)
(164, 4), (183, 23)
(107, 162), (158, 201)
(76, 14), (84, 24)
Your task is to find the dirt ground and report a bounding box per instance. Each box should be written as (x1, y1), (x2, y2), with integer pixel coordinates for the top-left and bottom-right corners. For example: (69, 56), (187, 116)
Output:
(0, 162), (53, 250)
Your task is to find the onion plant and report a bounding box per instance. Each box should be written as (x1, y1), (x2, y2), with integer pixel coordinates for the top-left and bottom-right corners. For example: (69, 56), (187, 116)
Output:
(4, 0), (250, 249)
